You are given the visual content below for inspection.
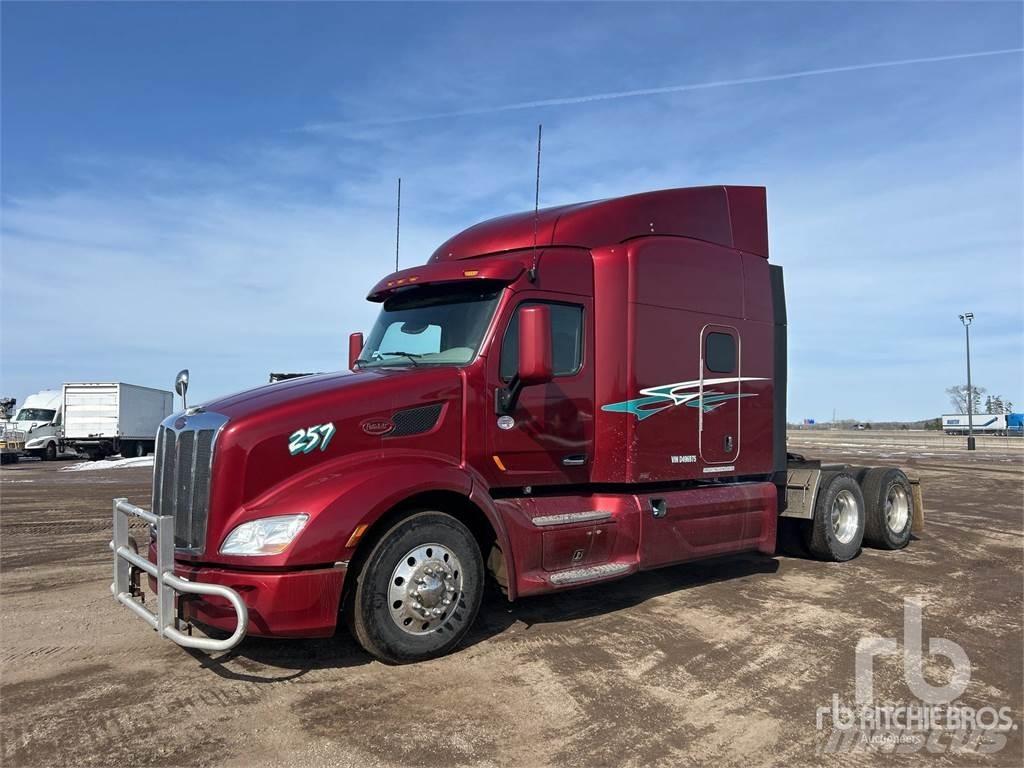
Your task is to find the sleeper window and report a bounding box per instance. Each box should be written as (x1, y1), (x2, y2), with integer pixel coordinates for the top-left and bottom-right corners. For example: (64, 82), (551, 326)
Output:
(705, 332), (736, 373)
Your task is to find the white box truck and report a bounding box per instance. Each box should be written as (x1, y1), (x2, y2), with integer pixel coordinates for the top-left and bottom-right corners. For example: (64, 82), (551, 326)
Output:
(63, 382), (173, 460)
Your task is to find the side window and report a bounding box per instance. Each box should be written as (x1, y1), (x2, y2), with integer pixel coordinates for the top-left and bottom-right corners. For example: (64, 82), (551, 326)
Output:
(500, 302), (583, 380)
(705, 332), (736, 373)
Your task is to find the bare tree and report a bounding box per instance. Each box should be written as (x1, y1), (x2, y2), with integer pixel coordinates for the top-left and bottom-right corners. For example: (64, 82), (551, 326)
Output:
(946, 384), (986, 413)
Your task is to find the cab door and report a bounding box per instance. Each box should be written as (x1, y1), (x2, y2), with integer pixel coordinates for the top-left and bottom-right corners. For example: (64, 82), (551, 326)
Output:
(485, 294), (593, 487)
(698, 325), (741, 464)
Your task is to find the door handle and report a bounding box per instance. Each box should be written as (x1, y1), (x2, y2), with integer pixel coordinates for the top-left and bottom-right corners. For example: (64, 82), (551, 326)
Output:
(724, 435), (734, 453)
(561, 454), (587, 466)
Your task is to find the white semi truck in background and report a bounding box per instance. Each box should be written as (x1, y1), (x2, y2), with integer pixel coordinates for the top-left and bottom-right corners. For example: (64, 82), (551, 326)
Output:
(2, 390), (63, 463)
(63, 382), (173, 460)
(11, 390), (64, 460)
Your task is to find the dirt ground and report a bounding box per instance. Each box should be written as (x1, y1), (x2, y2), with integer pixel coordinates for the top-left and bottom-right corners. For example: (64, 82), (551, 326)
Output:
(1, 435), (1021, 767)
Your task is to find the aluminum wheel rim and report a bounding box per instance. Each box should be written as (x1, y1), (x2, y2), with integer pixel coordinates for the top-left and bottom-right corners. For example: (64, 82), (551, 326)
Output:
(388, 543), (464, 636)
(885, 484), (910, 533)
(831, 489), (860, 544)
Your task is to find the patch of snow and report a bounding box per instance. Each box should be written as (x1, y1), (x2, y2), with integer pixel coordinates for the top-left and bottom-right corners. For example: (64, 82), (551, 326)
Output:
(61, 456), (154, 472)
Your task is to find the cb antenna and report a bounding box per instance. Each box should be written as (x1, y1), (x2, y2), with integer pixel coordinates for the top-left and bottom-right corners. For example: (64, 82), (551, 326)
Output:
(529, 124), (542, 282)
(395, 177), (402, 272)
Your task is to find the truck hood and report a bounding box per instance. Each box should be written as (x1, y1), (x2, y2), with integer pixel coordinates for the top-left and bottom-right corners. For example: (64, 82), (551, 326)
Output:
(200, 366), (465, 510)
(203, 367), (456, 421)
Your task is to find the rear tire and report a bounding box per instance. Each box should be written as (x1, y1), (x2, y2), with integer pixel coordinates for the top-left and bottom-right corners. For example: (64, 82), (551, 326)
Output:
(349, 511), (484, 664)
(121, 441), (143, 458)
(804, 471), (865, 561)
(860, 467), (913, 550)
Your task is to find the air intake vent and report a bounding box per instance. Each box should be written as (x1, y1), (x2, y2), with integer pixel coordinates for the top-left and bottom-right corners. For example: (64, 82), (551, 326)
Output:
(389, 403), (443, 437)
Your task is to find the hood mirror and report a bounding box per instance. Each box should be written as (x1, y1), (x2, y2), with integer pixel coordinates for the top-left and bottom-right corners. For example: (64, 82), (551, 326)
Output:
(348, 333), (364, 372)
(175, 369), (189, 409)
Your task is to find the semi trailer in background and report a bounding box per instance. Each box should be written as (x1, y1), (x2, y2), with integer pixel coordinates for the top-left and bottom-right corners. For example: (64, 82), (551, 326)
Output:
(942, 413), (1022, 436)
(110, 185), (924, 663)
(64, 382), (173, 460)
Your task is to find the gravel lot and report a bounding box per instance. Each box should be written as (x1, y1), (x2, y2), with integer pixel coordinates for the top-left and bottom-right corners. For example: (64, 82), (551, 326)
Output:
(1, 434), (1021, 767)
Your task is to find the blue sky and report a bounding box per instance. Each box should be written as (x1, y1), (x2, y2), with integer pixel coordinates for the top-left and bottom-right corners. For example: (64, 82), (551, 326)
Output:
(2, 1), (1021, 421)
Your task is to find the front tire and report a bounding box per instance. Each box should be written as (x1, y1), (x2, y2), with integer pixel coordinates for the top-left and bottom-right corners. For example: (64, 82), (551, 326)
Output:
(42, 442), (57, 461)
(804, 471), (865, 561)
(349, 511), (484, 664)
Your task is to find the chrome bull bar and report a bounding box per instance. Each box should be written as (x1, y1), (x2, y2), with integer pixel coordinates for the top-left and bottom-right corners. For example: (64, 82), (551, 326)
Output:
(110, 497), (248, 652)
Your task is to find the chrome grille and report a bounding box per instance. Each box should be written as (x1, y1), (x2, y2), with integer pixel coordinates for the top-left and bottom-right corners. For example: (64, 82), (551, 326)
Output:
(152, 412), (226, 552)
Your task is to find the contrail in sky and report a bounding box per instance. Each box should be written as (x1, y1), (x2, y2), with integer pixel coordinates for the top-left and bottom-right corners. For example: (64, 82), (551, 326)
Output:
(306, 47), (1023, 131)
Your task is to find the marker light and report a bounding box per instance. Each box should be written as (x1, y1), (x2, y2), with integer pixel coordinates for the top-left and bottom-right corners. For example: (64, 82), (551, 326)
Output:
(220, 514), (309, 556)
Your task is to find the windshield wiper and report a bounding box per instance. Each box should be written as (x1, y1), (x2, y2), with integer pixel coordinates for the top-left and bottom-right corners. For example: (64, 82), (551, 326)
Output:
(377, 351), (422, 366)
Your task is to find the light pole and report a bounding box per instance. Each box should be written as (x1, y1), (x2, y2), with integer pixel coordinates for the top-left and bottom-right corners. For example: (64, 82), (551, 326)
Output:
(959, 313), (975, 451)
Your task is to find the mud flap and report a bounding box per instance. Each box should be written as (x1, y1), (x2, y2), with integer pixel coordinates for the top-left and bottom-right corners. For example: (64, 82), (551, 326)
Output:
(908, 476), (925, 533)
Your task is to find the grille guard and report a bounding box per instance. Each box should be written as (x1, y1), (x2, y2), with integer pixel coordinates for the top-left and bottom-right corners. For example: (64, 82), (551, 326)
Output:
(110, 497), (248, 652)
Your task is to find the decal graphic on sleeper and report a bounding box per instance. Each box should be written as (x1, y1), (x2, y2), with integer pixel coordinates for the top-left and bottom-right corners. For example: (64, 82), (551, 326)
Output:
(601, 377), (767, 421)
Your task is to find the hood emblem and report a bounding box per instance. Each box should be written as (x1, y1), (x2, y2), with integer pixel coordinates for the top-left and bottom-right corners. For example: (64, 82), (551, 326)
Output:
(173, 417), (187, 430)
(361, 418), (395, 436)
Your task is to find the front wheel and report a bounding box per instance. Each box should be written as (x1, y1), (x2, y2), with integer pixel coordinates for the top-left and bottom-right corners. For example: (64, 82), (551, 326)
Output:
(349, 511), (484, 664)
(42, 442), (57, 461)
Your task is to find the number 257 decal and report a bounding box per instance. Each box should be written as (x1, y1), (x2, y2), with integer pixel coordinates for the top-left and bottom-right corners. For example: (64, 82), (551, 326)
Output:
(288, 423), (336, 456)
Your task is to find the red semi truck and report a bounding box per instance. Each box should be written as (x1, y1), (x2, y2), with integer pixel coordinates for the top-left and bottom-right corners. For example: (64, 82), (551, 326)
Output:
(111, 186), (922, 663)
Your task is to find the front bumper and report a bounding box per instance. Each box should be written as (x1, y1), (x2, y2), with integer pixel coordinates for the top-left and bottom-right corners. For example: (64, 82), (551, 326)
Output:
(153, 558), (345, 639)
(112, 497), (345, 651)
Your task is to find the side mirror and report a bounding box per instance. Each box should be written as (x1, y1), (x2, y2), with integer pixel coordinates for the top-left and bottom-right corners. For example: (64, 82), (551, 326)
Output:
(517, 305), (553, 385)
(497, 305), (553, 415)
(348, 332), (364, 372)
(175, 369), (189, 410)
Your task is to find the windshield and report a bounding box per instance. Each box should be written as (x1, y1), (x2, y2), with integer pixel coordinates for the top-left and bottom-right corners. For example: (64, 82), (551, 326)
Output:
(358, 281), (503, 368)
(15, 408), (55, 422)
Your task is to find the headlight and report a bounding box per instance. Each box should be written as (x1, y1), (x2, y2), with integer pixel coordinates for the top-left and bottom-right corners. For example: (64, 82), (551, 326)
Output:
(219, 514), (309, 556)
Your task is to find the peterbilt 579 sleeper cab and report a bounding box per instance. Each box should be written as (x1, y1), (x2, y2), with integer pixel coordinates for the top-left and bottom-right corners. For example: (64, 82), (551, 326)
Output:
(111, 186), (923, 663)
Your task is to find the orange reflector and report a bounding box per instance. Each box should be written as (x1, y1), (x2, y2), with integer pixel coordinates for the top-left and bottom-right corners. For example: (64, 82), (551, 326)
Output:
(463, 270), (480, 277)
(492, 455), (506, 471)
(409, 276), (419, 282)
(345, 523), (369, 548)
